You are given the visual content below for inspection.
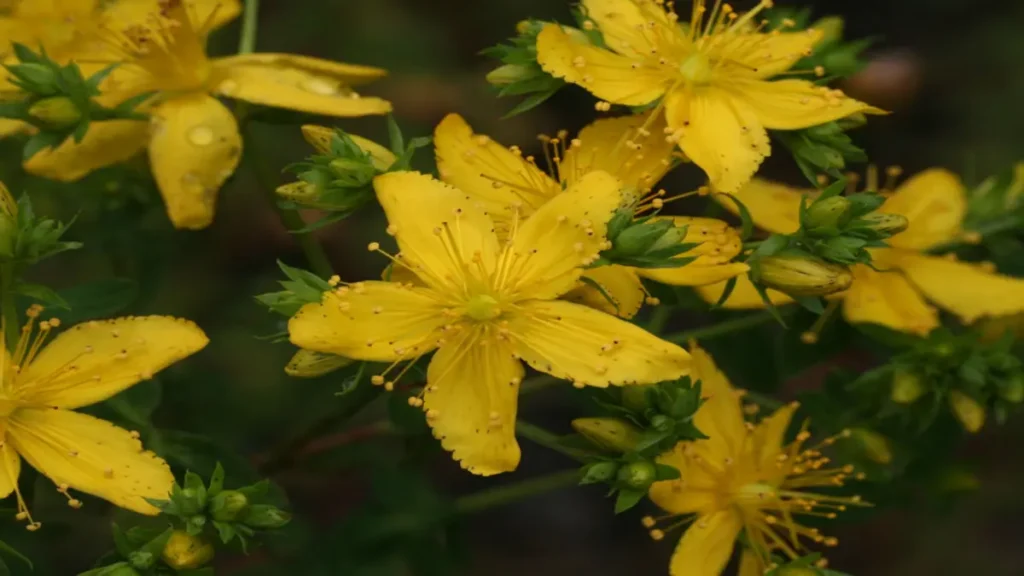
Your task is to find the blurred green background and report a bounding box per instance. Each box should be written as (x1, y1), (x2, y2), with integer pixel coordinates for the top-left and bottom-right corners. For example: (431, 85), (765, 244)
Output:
(1, 0), (1023, 574)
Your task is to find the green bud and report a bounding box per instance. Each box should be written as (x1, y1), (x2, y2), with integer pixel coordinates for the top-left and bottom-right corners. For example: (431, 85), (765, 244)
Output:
(127, 550), (155, 571)
(210, 489), (250, 522)
(621, 384), (653, 413)
(580, 461), (619, 484)
(571, 417), (642, 453)
(891, 369), (925, 404)
(647, 223), (690, 252)
(276, 180), (320, 204)
(486, 63), (533, 86)
(649, 414), (673, 432)
(242, 504), (292, 529)
(28, 96), (82, 130)
(161, 531), (214, 571)
(804, 196), (851, 231)
(948, 390), (986, 433)
(850, 427), (893, 465)
(613, 221), (667, 256)
(177, 488), (204, 516)
(758, 255), (853, 296)
(616, 460), (658, 490)
(860, 213), (909, 235)
(1000, 375), (1024, 403)
(811, 16), (845, 44)
(11, 63), (57, 88)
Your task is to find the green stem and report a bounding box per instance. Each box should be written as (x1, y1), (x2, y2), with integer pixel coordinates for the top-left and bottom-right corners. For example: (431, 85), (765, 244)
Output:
(515, 421), (590, 462)
(0, 266), (18, 347)
(453, 470), (581, 514)
(646, 305), (672, 334)
(237, 0), (260, 55)
(519, 374), (558, 396)
(662, 310), (777, 344)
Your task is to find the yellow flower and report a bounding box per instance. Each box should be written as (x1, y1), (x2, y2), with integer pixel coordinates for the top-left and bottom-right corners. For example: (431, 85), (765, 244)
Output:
(434, 113), (748, 319)
(288, 170), (691, 475)
(22, 0), (391, 229)
(0, 306), (208, 528)
(534, 0), (884, 192)
(697, 169), (1024, 334)
(647, 343), (860, 576)
(0, 0), (240, 137)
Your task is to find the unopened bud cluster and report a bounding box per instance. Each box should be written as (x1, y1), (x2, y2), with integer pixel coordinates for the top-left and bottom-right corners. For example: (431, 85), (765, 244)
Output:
(597, 209), (698, 269)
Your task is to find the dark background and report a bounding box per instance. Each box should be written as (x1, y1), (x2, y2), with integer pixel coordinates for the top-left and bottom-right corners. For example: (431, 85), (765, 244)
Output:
(3, 0), (1023, 574)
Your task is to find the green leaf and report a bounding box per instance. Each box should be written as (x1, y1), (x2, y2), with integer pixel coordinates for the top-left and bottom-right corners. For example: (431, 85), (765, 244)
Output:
(714, 192), (754, 240)
(213, 520), (237, 544)
(41, 278), (138, 324)
(613, 488), (646, 514)
(208, 462), (225, 497)
(654, 463), (681, 481)
(14, 281), (69, 308)
(386, 114), (405, 156)
(103, 378), (161, 429)
(0, 540), (31, 570)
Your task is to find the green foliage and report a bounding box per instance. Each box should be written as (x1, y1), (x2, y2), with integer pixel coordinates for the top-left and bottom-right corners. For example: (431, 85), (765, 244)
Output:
(595, 208), (699, 269)
(774, 119), (869, 185)
(1, 44), (151, 160)
(254, 260), (332, 318)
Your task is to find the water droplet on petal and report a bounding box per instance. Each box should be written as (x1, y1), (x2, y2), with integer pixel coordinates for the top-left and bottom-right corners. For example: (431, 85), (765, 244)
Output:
(187, 125), (214, 146)
(301, 77), (338, 95)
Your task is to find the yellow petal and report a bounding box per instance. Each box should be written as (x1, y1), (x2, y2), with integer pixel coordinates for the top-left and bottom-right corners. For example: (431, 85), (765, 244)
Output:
(536, 24), (671, 106)
(735, 78), (886, 131)
(508, 299), (690, 386)
(562, 112), (675, 193)
(147, 94), (242, 229)
(737, 549), (764, 576)
(881, 168), (966, 250)
(210, 54), (391, 117)
(695, 274), (794, 309)
(689, 343), (747, 461)
(580, 0), (681, 57)
(502, 170), (622, 300)
(719, 177), (805, 234)
(8, 408), (174, 515)
(636, 217), (749, 286)
(564, 265), (646, 319)
(0, 119), (30, 138)
(284, 349), (354, 378)
(649, 443), (718, 515)
(0, 444), (20, 499)
(434, 113), (558, 226)
(300, 125), (396, 170)
(16, 316), (208, 410)
(893, 252), (1024, 324)
(289, 283), (446, 363)
(840, 262), (937, 335)
(102, 0), (241, 33)
(666, 87), (770, 193)
(669, 511), (742, 576)
(748, 401), (799, 483)
(423, 326), (523, 476)
(373, 171), (501, 293)
(24, 120), (148, 182)
(711, 29), (824, 79)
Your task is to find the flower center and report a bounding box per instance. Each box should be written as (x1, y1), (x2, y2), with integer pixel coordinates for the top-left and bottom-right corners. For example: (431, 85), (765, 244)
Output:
(0, 398), (17, 419)
(678, 52), (713, 84)
(465, 294), (502, 322)
(734, 482), (777, 506)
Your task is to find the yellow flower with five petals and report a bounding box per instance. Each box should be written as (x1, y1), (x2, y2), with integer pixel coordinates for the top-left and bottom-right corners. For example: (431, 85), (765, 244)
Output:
(647, 342), (861, 576)
(697, 169), (1024, 334)
(288, 170), (691, 475)
(534, 0), (884, 192)
(434, 112), (748, 318)
(22, 0), (391, 229)
(0, 306), (208, 528)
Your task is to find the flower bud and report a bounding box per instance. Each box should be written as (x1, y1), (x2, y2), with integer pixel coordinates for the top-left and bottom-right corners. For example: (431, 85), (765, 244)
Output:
(127, 550), (155, 570)
(804, 196), (851, 231)
(647, 223), (690, 252)
(612, 221), (667, 256)
(891, 369), (925, 404)
(161, 531), (214, 571)
(649, 414), (673, 433)
(621, 384), (653, 413)
(861, 213), (909, 235)
(210, 489), (250, 522)
(486, 63), (533, 86)
(811, 16), (845, 45)
(1001, 375), (1024, 403)
(580, 461), (619, 484)
(242, 504), (292, 529)
(948, 390), (986, 433)
(11, 63), (57, 87)
(617, 460), (658, 490)
(571, 417), (642, 453)
(177, 487), (205, 516)
(757, 255), (853, 296)
(28, 96), (82, 130)
(285, 349), (354, 378)
(850, 427), (893, 464)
